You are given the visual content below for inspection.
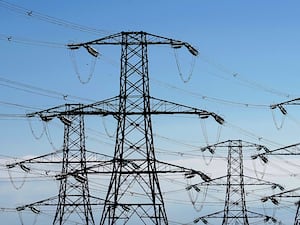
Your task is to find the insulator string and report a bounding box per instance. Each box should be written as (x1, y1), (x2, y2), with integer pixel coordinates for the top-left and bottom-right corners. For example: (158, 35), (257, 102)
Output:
(69, 49), (98, 84)
(173, 49), (196, 83)
(7, 167), (28, 190)
(102, 116), (115, 138)
(27, 116), (45, 140)
(45, 123), (60, 151)
(252, 157), (267, 180)
(271, 108), (286, 130)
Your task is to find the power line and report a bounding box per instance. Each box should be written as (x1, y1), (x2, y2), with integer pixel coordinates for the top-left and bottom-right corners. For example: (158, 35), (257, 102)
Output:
(0, 100), (41, 111)
(0, 0), (112, 36)
(151, 77), (269, 109)
(0, 75), (95, 103)
(200, 53), (294, 99)
(0, 33), (65, 48)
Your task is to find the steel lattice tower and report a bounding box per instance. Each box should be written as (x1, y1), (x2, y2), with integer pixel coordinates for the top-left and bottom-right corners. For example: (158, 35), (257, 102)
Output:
(17, 31), (223, 225)
(7, 104), (101, 225)
(100, 32), (169, 225)
(99, 32), (167, 225)
(66, 31), (222, 225)
(193, 140), (282, 224)
(53, 105), (95, 225)
(222, 140), (249, 225)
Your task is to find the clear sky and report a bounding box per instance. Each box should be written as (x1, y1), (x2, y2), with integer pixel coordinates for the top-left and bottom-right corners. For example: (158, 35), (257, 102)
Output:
(1, 0), (300, 224)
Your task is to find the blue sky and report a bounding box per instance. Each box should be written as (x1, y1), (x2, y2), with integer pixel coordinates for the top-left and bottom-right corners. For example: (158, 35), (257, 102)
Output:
(1, 1), (300, 224)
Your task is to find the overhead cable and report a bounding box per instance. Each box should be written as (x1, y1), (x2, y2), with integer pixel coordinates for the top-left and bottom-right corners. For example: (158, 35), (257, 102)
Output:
(151, 77), (269, 109)
(200, 54), (293, 99)
(0, 75), (95, 102)
(0, 0), (111, 35)
(0, 33), (65, 48)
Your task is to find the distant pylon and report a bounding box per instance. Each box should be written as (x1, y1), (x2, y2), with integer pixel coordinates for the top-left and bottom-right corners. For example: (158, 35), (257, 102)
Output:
(193, 140), (282, 224)
(7, 104), (102, 225)
(53, 105), (95, 225)
(222, 140), (249, 224)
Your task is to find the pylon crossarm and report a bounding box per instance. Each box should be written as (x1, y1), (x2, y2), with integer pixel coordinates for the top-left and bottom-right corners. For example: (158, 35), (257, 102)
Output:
(6, 150), (112, 166)
(25, 96), (225, 126)
(149, 97), (224, 124)
(193, 210), (278, 223)
(67, 31), (199, 56)
(262, 187), (300, 203)
(16, 195), (107, 213)
(68, 96), (119, 115)
(190, 174), (273, 187)
(6, 150), (64, 169)
(6, 150), (113, 176)
(150, 160), (211, 182)
(69, 159), (211, 182)
(189, 175), (228, 188)
(57, 159), (114, 176)
(246, 210), (278, 222)
(270, 97), (300, 116)
(251, 142), (300, 161)
(5, 151), (62, 179)
(242, 175), (284, 190)
(186, 174), (270, 188)
(194, 210), (267, 220)
(16, 196), (59, 212)
(26, 103), (82, 120)
(271, 97), (300, 108)
(193, 210), (224, 223)
(201, 139), (265, 150)
(26, 96), (120, 120)
(188, 174), (284, 190)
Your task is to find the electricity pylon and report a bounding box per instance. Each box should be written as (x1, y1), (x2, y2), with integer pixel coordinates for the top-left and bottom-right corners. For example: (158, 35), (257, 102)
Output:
(65, 31), (223, 225)
(7, 105), (110, 225)
(53, 105), (94, 225)
(192, 140), (283, 224)
(252, 142), (300, 224)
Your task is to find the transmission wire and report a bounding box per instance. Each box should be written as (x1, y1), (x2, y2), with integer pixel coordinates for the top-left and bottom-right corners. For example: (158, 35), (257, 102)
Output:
(0, 0), (112, 36)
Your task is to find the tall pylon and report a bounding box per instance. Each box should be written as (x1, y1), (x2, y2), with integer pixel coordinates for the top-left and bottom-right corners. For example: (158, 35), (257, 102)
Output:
(193, 140), (283, 224)
(98, 32), (169, 224)
(19, 31), (223, 224)
(65, 31), (223, 225)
